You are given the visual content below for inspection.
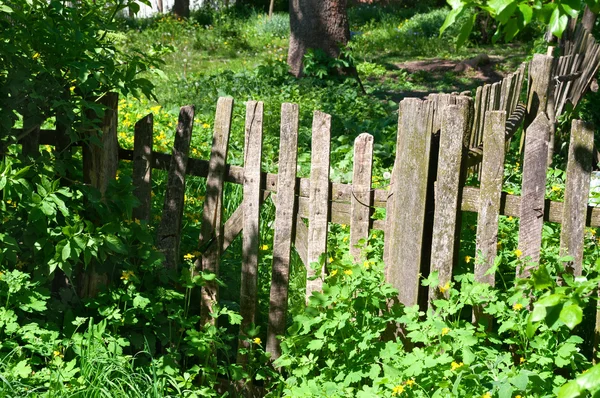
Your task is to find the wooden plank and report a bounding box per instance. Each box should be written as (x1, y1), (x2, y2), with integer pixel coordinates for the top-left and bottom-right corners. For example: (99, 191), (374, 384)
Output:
(386, 98), (432, 307)
(518, 112), (551, 276)
(384, 103), (404, 267)
(294, 219), (309, 267)
(475, 111), (506, 286)
(306, 111), (331, 300)
(525, 54), (554, 128)
(560, 120), (594, 275)
(266, 103), (299, 360)
(471, 86), (483, 148)
(350, 133), (374, 262)
(118, 148), (600, 228)
(132, 114), (154, 222)
(199, 97), (234, 325)
(238, 101), (264, 366)
(156, 105), (195, 270)
(429, 100), (472, 304)
(82, 92), (119, 196)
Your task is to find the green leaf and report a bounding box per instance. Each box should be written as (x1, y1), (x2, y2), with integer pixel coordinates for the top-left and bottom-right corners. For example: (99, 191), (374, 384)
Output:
(576, 364), (600, 390)
(549, 7), (569, 38)
(457, 12), (477, 48)
(532, 264), (553, 290)
(559, 304), (583, 330)
(307, 339), (324, 351)
(62, 241), (71, 261)
(11, 360), (31, 379)
(105, 234), (127, 254)
(558, 380), (583, 398)
(536, 293), (565, 307)
(440, 6), (465, 36)
(518, 3), (533, 24)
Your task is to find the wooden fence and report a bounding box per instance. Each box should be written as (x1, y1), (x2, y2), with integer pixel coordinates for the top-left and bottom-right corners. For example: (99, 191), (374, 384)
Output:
(11, 52), (600, 367)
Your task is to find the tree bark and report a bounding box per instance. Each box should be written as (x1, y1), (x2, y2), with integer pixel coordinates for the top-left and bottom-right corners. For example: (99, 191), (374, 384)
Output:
(156, 0), (163, 14)
(173, 0), (189, 18)
(269, 0), (275, 18)
(288, 0), (350, 77)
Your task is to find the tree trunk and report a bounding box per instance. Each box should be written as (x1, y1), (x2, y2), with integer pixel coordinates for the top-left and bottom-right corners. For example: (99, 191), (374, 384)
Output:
(269, 0), (275, 18)
(156, 0), (163, 14)
(287, 0), (350, 77)
(173, 0), (189, 18)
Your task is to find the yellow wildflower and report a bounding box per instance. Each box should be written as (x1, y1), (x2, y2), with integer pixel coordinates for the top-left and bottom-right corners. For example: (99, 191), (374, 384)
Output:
(120, 270), (135, 281)
(344, 269), (353, 276)
(372, 234), (377, 239)
(341, 224), (347, 229)
(497, 241), (502, 249)
(343, 236), (348, 243)
(590, 229), (597, 236)
(514, 249), (523, 258)
(0, 271), (3, 279)
(465, 255), (472, 263)
(439, 281), (451, 294)
(53, 350), (63, 358)
(404, 379), (415, 387)
(261, 244), (269, 251)
(392, 385), (405, 395)
(515, 396), (522, 398)
(520, 357), (525, 364)
(328, 257), (333, 263)
(184, 253), (194, 260)
(363, 260), (370, 269)
(508, 216), (514, 221)
(442, 327), (450, 336)
(150, 105), (161, 114)
(253, 337), (261, 344)
(451, 361), (463, 371)
(482, 393), (492, 398)
(202, 123), (210, 129)
(330, 269), (338, 277)
(513, 303), (523, 311)
(33, 52), (40, 59)
(552, 185), (561, 192)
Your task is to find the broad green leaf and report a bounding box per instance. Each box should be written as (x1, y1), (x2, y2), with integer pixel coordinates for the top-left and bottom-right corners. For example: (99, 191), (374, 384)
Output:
(549, 7), (569, 38)
(457, 12), (477, 48)
(518, 3), (533, 24)
(558, 380), (582, 398)
(62, 241), (71, 261)
(532, 264), (553, 290)
(440, 6), (465, 35)
(105, 234), (127, 254)
(559, 304), (583, 329)
(504, 18), (519, 42)
(536, 293), (565, 307)
(559, 0), (581, 18)
(576, 364), (600, 390)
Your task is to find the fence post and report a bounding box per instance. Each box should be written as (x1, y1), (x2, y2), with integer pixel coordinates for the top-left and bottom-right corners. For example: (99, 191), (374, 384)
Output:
(386, 98), (432, 307)
(238, 101), (264, 366)
(306, 111), (331, 301)
(350, 133), (374, 262)
(475, 111), (506, 286)
(518, 112), (551, 276)
(156, 106), (195, 270)
(199, 97), (234, 325)
(79, 92), (119, 298)
(560, 120), (594, 275)
(132, 114), (154, 222)
(429, 100), (472, 304)
(82, 92), (119, 196)
(522, 54), (553, 153)
(266, 103), (299, 360)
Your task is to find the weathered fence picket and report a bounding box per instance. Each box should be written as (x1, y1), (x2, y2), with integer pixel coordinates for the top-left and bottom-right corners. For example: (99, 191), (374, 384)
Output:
(132, 114), (154, 222)
(350, 133), (374, 262)
(387, 98), (432, 307)
(518, 113), (552, 276)
(429, 100), (472, 302)
(560, 120), (594, 275)
(199, 97), (233, 324)
(306, 111), (331, 300)
(156, 105), (195, 270)
(266, 103), (299, 360)
(238, 101), (264, 365)
(475, 111), (507, 286)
